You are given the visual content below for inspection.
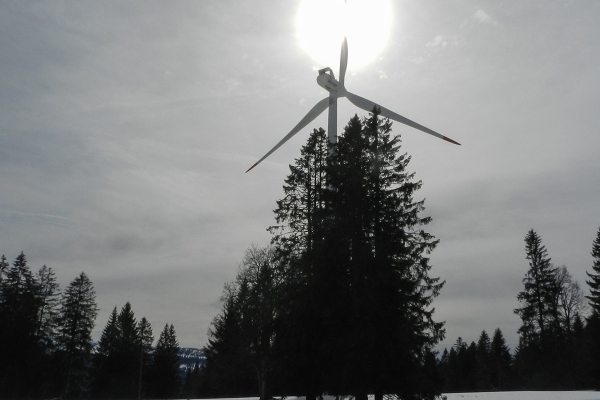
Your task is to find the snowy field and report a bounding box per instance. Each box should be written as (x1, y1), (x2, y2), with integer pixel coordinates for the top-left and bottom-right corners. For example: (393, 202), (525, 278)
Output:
(444, 392), (600, 400)
(201, 393), (600, 400)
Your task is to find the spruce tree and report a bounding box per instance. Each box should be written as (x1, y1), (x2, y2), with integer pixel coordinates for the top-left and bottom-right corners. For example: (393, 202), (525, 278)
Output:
(514, 230), (557, 344)
(201, 287), (255, 397)
(58, 272), (98, 399)
(92, 307), (121, 397)
(0, 252), (43, 398)
(586, 227), (600, 316)
(269, 127), (330, 399)
(35, 265), (60, 348)
(326, 110), (444, 399)
(115, 302), (142, 398)
(148, 324), (180, 398)
(585, 227), (600, 389)
(475, 330), (492, 390)
(137, 317), (154, 399)
(490, 328), (512, 390)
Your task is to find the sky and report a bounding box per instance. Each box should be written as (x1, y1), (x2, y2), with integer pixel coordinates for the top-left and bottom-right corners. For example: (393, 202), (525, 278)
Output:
(1, 0), (599, 350)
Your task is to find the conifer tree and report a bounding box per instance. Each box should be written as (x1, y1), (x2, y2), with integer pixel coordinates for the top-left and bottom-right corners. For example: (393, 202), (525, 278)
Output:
(326, 110), (444, 399)
(265, 111), (445, 399)
(476, 330), (492, 390)
(585, 227), (600, 389)
(586, 227), (600, 316)
(92, 307), (121, 397)
(148, 324), (180, 398)
(201, 286), (255, 397)
(35, 265), (60, 348)
(0, 252), (43, 398)
(490, 328), (512, 390)
(58, 272), (98, 399)
(269, 127), (330, 399)
(514, 230), (557, 344)
(137, 317), (154, 399)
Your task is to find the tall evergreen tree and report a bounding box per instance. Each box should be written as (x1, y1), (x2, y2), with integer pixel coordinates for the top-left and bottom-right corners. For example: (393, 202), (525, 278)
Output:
(514, 230), (557, 344)
(58, 272), (98, 399)
(0, 252), (43, 398)
(137, 317), (154, 400)
(269, 127), (330, 399)
(586, 227), (600, 316)
(148, 324), (180, 399)
(585, 227), (600, 389)
(475, 330), (492, 391)
(514, 230), (568, 388)
(201, 286), (255, 397)
(35, 265), (61, 349)
(116, 302), (142, 398)
(326, 110), (445, 399)
(92, 306), (121, 397)
(490, 328), (512, 390)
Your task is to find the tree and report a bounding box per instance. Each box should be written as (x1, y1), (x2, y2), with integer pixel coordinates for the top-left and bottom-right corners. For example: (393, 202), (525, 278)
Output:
(201, 285), (255, 397)
(35, 265), (61, 349)
(475, 330), (492, 391)
(326, 110), (445, 399)
(490, 328), (512, 390)
(235, 245), (283, 400)
(92, 302), (150, 399)
(514, 230), (557, 345)
(0, 254), (7, 282)
(137, 317), (154, 400)
(554, 265), (587, 339)
(585, 227), (600, 389)
(148, 324), (180, 399)
(92, 307), (121, 397)
(268, 128), (330, 399)
(0, 252), (43, 398)
(587, 227), (600, 316)
(58, 272), (98, 399)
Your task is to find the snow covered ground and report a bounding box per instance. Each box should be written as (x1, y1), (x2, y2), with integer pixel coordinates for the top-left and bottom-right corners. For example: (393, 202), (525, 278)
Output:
(195, 393), (600, 400)
(444, 392), (600, 400)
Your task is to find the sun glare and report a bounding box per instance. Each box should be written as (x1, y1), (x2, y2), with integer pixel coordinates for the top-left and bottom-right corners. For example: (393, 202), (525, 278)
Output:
(296, 0), (393, 71)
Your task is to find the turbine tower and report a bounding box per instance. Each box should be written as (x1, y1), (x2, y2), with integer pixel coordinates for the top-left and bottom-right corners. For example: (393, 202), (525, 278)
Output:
(246, 35), (460, 173)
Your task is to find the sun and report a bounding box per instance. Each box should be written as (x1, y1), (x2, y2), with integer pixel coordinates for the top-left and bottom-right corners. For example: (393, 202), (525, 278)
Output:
(296, 0), (393, 71)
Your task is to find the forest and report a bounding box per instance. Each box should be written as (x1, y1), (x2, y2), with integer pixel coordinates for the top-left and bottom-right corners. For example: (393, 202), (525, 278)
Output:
(2, 112), (599, 399)
(0, 253), (182, 399)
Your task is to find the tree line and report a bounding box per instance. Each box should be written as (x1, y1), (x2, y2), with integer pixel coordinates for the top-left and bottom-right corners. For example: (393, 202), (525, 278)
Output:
(436, 228), (600, 392)
(0, 252), (182, 399)
(190, 112), (600, 398)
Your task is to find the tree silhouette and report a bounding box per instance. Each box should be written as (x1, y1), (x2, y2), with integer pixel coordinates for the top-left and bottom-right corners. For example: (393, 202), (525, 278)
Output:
(58, 272), (98, 399)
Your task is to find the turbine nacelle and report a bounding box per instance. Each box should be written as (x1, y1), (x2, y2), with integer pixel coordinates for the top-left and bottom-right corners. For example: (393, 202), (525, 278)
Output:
(316, 67), (340, 93)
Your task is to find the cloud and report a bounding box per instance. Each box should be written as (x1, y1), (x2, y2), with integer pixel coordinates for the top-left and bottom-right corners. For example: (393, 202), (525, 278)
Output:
(472, 9), (497, 25)
(426, 35), (448, 48)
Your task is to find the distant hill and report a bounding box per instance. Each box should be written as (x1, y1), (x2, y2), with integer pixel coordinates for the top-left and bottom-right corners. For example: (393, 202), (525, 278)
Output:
(178, 347), (206, 371)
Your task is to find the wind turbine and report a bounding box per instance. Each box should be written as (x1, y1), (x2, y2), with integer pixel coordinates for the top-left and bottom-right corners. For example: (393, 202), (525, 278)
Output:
(246, 35), (460, 173)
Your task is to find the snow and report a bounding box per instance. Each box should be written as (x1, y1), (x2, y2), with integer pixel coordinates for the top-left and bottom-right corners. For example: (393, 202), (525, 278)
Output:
(444, 392), (600, 400)
(194, 393), (600, 400)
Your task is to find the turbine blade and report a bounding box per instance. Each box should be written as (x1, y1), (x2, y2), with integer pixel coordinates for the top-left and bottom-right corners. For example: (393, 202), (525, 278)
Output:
(246, 97), (330, 173)
(339, 36), (348, 87)
(345, 91), (461, 145)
